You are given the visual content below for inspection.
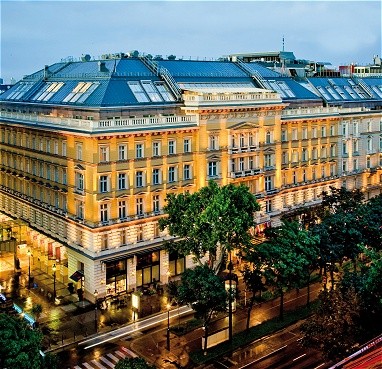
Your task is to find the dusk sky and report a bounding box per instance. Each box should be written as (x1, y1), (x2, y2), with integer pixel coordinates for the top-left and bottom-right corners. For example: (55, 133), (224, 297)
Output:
(1, 0), (381, 84)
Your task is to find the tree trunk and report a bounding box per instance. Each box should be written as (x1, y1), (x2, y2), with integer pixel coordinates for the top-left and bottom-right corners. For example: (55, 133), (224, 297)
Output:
(279, 288), (284, 320)
(203, 324), (208, 355)
(306, 273), (311, 307)
(246, 297), (255, 331)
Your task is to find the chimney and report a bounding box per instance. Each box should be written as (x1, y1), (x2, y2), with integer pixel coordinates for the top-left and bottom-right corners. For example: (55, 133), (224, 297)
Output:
(98, 61), (108, 73)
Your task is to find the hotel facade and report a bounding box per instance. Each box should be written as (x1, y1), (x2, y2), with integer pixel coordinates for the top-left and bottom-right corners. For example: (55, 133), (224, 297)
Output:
(1, 53), (381, 301)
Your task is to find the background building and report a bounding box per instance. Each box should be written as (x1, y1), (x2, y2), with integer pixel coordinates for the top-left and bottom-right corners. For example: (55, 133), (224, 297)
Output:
(1, 52), (381, 301)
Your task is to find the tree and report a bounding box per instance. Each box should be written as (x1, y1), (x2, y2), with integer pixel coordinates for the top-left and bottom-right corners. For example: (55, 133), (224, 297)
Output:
(167, 54), (177, 60)
(255, 221), (312, 319)
(242, 265), (266, 330)
(115, 357), (155, 369)
(301, 288), (361, 361)
(31, 303), (43, 323)
(159, 180), (259, 271)
(177, 265), (227, 353)
(0, 313), (54, 369)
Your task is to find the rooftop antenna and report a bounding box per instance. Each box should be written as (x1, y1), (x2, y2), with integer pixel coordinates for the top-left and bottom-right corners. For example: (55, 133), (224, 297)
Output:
(282, 35), (285, 52)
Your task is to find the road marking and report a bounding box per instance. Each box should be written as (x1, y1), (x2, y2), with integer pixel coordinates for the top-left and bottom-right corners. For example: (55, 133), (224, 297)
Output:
(100, 356), (115, 368)
(238, 345), (288, 369)
(91, 359), (107, 369)
(107, 353), (119, 363)
(83, 363), (94, 369)
(74, 366), (82, 369)
(115, 350), (126, 359)
(313, 364), (326, 369)
(121, 346), (138, 358)
(216, 361), (230, 368)
(293, 353), (307, 361)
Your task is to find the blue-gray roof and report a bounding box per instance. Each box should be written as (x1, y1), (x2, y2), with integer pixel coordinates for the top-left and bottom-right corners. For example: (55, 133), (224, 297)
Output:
(2, 56), (380, 107)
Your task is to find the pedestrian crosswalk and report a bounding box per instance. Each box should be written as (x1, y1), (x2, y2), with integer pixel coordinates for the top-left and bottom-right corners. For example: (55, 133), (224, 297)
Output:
(72, 346), (137, 369)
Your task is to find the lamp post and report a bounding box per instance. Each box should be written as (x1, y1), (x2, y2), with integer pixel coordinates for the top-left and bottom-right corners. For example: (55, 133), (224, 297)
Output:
(228, 251), (233, 343)
(52, 263), (56, 300)
(166, 303), (171, 351)
(94, 290), (98, 333)
(27, 249), (31, 289)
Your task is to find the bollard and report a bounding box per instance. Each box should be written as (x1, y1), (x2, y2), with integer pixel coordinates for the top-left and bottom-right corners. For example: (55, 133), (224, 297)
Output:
(62, 334), (64, 344)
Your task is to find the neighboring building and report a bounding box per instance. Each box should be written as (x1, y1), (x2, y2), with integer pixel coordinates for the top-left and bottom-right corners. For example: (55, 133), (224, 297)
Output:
(0, 53), (381, 302)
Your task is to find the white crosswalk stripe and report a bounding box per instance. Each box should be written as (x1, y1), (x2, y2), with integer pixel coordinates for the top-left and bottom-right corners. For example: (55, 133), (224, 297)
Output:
(100, 356), (115, 368)
(106, 353), (119, 363)
(115, 350), (126, 359)
(91, 359), (107, 369)
(70, 347), (136, 369)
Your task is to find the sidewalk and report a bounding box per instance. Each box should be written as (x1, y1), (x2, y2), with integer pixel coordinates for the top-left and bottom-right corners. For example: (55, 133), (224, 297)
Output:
(129, 282), (322, 368)
(2, 258), (322, 368)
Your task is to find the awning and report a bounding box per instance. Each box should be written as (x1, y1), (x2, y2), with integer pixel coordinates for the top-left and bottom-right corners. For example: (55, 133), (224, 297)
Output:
(70, 270), (84, 282)
(101, 244), (163, 264)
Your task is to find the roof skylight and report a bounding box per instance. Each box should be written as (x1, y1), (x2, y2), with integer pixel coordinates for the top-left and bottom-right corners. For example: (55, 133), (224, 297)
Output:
(33, 82), (64, 101)
(62, 82), (100, 103)
(7, 82), (35, 100)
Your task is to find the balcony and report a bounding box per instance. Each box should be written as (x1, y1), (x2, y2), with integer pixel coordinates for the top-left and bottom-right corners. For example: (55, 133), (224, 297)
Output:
(183, 90), (281, 108)
(230, 168), (262, 179)
(0, 111), (198, 134)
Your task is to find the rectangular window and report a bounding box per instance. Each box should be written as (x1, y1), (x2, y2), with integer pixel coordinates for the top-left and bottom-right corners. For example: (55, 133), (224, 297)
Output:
(331, 144), (336, 157)
(62, 141), (67, 156)
(153, 195), (160, 213)
(136, 171), (144, 187)
(118, 200), (127, 219)
(282, 151), (288, 164)
(99, 175), (109, 193)
(330, 125), (335, 136)
(76, 143), (83, 161)
(136, 143), (144, 158)
(208, 162), (217, 177)
(118, 173), (127, 190)
(321, 126), (326, 137)
(152, 168), (161, 185)
(209, 135), (218, 150)
(168, 166), (176, 183)
(141, 80), (163, 102)
(136, 198), (144, 216)
(168, 139), (176, 155)
(99, 145), (109, 162)
(312, 127), (317, 138)
(127, 81), (149, 102)
(118, 144), (127, 160)
(292, 129), (298, 140)
(184, 138), (191, 153)
(302, 127), (308, 140)
(100, 203), (109, 223)
(302, 148), (308, 162)
(264, 176), (273, 191)
(152, 141), (161, 157)
(184, 164), (191, 180)
(76, 200), (84, 220)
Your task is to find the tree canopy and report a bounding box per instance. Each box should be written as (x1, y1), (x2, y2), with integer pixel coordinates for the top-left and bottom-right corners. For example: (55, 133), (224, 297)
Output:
(159, 180), (259, 270)
(0, 314), (53, 369)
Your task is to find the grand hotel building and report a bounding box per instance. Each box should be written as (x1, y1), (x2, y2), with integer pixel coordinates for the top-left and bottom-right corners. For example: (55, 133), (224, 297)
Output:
(0, 53), (381, 301)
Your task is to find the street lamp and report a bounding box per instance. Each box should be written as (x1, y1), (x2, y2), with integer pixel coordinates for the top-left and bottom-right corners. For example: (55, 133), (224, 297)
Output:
(166, 303), (171, 351)
(27, 249), (31, 289)
(94, 290), (98, 333)
(52, 263), (56, 300)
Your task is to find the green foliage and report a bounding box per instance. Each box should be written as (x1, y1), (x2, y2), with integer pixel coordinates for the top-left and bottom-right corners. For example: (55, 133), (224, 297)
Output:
(115, 357), (155, 369)
(190, 303), (317, 364)
(252, 221), (319, 318)
(159, 180), (259, 269)
(301, 288), (361, 361)
(177, 264), (227, 327)
(0, 313), (46, 369)
(31, 303), (43, 320)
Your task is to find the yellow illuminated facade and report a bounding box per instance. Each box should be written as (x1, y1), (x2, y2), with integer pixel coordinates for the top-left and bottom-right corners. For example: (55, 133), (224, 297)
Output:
(1, 57), (381, 302)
